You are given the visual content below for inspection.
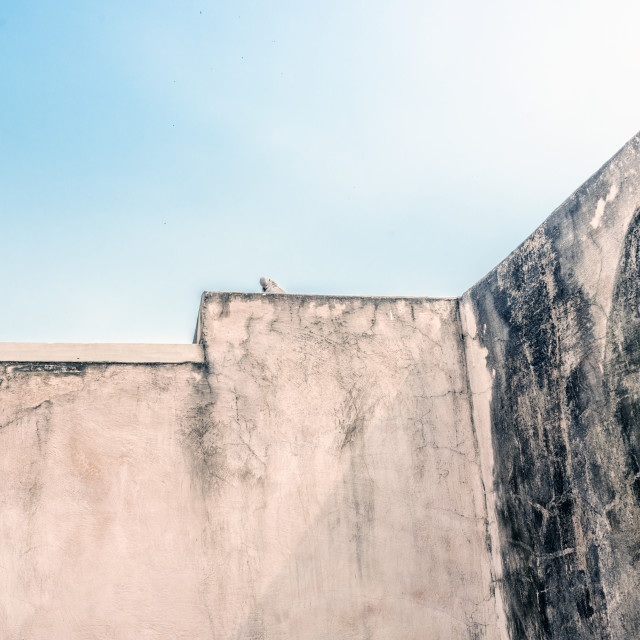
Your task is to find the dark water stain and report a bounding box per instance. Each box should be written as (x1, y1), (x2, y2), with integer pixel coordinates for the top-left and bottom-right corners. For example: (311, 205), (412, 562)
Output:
(601, 207), (640, 637)
(470, 220), (611, 638)
(179, 373), (227, 496)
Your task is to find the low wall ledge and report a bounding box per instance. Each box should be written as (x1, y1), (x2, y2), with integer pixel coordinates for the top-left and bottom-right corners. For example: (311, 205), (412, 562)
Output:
(0, 343), (204, 364)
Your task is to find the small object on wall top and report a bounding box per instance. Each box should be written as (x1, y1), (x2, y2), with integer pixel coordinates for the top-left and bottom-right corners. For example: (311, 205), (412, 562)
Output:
(260, 277), (286, 294)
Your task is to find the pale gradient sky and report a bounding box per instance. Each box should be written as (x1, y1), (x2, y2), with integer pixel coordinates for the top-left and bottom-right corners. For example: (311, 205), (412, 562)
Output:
(2, 0), (640, 341)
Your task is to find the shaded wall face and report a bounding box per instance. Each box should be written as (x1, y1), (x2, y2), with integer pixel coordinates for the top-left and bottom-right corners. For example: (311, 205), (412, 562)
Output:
(0, 363), (214, 638)
(195, 294), (500, 639)
(464, 135), (640, 639)
(0, 296), (500, 639)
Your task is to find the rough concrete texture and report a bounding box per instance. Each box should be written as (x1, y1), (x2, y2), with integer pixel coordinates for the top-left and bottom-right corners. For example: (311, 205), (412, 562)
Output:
(2, 131), (640, 639)
(195, 294), (501, 639)
(0, 363), (208, 638)
(463, 132), (640, 639)
(0, 298), (501, 640)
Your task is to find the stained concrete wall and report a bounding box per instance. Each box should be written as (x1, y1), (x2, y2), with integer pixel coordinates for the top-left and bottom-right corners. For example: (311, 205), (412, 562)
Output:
(2, 132), (640, 640)
(462, 132), (640, 639)
(194, 295), (501, 639)
(0, 298), (502, 639)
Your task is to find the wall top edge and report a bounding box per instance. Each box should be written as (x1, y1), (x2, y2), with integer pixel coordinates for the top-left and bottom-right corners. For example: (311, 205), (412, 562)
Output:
(192, 292), (461, 345)
(200, 292), (459, 301)
(0, 343), (204, 364)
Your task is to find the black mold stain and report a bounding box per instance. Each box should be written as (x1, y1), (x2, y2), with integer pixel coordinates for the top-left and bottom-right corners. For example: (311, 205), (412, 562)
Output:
(338, 386), (368, 450)
(471, 220), (612, 639)
(1, 362), (201, 374)
(179, 372), (227, 496)
(601, 207), (640, 637)
(5, 363), (91, 375)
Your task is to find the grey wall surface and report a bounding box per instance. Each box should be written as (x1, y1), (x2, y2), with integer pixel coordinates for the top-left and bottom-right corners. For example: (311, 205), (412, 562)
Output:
(462, 132), (640, 639)
(2, 132), (640, 639)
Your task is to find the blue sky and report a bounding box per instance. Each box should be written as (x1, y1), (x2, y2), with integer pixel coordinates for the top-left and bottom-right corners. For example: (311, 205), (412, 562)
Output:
(2, 0), (640, 342)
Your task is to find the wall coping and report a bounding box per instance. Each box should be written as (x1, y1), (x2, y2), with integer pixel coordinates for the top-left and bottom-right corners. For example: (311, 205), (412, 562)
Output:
(0, 343), (204, 364)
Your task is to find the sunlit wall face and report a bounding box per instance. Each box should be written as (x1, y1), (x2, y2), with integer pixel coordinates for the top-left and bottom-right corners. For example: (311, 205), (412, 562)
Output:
(1, 0), (639, 341)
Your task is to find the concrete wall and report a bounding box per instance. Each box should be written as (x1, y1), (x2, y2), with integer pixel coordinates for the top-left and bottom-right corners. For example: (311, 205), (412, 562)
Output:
(2, 132), (640, 639)
(0, 298), (502, 639)
(194, 294), (501, 639)
(462, 132), (640, 639)
(0, 361), (208, 638)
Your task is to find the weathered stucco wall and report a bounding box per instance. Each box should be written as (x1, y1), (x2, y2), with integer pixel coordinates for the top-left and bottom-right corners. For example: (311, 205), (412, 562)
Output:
(0, 297), (502, 639)
(194, 294), (501, 639)
(0, 362), (210, 638)
(462, 132), (640, 639)
(3, 131), (640, 639)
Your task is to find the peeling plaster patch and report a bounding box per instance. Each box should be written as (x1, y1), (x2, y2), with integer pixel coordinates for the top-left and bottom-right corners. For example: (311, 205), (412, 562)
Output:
(461, 300), (492, 399)
(591, 182), (620, 229)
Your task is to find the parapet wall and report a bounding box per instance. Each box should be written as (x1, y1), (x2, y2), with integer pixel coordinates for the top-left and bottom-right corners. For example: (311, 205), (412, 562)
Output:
(194, 294), (500, 638)
(0, 297), (502, 639)
(1, 131), (640, 640)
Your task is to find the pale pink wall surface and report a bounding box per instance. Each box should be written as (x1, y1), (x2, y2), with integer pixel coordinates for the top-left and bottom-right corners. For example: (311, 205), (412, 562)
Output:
(0, 363), (213, 638)
(0, 295), (501, 639)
